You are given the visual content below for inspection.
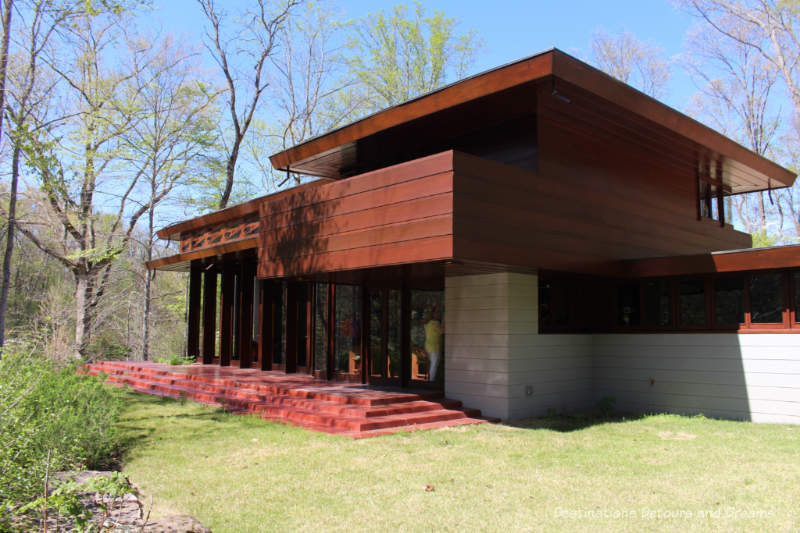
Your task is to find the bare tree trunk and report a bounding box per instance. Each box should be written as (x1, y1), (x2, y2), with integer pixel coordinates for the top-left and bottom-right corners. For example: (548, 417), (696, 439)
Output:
(0, 144), (20, 352)
(142, 193), (154, 361)
(0, 0), (14, 355)
(74, 271), (93, 358)
(0, 0), (12, 140)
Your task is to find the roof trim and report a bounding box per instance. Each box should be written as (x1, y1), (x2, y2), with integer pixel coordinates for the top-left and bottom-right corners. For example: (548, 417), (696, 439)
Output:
(269, 48), (795, 189)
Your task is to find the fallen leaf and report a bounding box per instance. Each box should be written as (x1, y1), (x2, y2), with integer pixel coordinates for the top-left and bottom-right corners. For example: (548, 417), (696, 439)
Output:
(423, 485), (435, 492)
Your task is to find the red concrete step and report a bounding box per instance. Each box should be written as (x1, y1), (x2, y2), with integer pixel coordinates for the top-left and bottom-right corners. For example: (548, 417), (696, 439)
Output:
(84, 361), (492, 439)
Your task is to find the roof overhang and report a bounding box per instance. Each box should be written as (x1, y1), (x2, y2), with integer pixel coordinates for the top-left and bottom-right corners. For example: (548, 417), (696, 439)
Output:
(269, 48), (795, 194)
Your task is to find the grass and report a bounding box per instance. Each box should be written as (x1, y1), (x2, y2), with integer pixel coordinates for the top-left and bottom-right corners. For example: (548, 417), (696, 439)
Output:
(117, 390), (800, 532)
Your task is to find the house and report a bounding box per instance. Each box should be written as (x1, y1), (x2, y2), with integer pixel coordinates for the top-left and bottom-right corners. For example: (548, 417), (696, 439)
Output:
(147, 48), (800, 425)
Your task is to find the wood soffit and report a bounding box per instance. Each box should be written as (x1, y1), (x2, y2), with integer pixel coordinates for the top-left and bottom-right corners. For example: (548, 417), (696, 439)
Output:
(268, 48), (795, 193)
(617, 244), (800, 278)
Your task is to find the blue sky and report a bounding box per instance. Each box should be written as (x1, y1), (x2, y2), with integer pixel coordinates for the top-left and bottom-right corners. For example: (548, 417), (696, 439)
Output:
(153, 0), (699, 110)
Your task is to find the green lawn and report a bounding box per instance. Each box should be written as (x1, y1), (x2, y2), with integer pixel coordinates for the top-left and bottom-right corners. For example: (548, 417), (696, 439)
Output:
(117, 390), (800, 533)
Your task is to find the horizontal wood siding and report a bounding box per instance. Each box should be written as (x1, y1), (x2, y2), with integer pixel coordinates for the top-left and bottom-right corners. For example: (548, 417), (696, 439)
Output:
(593, 333), (800, 424)
(452, 107), (753, 273)
(258, 152), (455, 278)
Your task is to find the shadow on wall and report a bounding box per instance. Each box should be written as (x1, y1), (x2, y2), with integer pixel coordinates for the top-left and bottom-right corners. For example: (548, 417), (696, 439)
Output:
(259, 185), (340, 279)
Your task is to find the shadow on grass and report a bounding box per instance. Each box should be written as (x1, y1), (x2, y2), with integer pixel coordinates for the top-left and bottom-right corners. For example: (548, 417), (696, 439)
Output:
(503, 411), (646, 433)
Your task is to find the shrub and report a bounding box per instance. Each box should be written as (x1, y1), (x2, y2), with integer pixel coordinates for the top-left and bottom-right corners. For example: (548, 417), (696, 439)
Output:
(0, 336), (123, 522)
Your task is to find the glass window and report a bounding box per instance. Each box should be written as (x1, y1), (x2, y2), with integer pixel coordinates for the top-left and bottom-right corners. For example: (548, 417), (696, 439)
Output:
(539, 279), (569, 329)
(334, 285), (362, 375)
(368, 289), (402, 380)
(273, 282), (286, 365)
(618, 284), (640, 326)
(643, 280), (671, 327)
(795, 272), (800, 323)
(680, 278), (706, 326)
(410, 290), (444, 383)
(714, 276), (744, 326)
(749, 273), (784, 324)
(314, 283), (329, 373)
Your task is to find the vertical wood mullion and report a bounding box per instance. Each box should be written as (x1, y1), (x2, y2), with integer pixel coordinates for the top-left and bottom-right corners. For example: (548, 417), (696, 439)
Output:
(259, 281), (273, 371)
(400, 283), (410, 388)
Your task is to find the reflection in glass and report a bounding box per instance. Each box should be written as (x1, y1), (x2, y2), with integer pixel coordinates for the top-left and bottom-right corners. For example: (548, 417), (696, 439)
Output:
(273, 282), (286, 365)
(750, 273), (783, 323)
(410, 290), (444, 382)
(680, 279), (706, 326)
(314, 283), (328, 373)
(643, 280), (671, 326)
(334, 285), (361, 375)
(618, 284), (640, 326)
(368, 289), (402, 380)
(714, 276), (744, 326)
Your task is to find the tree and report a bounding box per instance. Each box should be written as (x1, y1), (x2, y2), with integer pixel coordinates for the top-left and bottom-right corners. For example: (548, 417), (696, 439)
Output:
(16, 6), (162, 357)
(681, 0), (800, 242)
(590, 31), (671, 98)
(197, 0), (300, 210)
(245, 1), (355, 189)
(345, 1), (481, 113)
(121, 36), (219, 360)
(0, 0), (73, 353)
(683, 17), (782, 239)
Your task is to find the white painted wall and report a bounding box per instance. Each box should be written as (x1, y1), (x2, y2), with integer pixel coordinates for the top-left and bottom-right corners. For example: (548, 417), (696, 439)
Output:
(445, 272), (800, 425)
(444, 272), (592, 419)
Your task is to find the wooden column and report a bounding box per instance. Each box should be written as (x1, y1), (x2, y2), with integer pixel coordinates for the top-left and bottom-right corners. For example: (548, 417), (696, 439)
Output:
(186, 261), (202, 360)
(326, 283), (335, 380)
(259, 280), (274, 371)
(201, 268), (217, 364)
(238, 262), (255, 369)
(219, 264), (235, 367)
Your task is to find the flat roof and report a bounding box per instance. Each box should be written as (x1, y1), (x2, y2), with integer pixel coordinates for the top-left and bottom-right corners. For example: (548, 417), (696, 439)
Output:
(269, 48), (795, 194)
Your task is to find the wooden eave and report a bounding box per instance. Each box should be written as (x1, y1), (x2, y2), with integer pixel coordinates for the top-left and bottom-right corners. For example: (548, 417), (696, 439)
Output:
(268, 48), (795, 194)
(617, 244), (800, 278)
(146, 236), (259, 272)
(157, 181), (322, 241)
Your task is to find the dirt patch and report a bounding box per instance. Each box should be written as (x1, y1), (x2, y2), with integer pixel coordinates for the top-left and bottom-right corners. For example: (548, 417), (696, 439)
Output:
(20, 471), (212, 532)
(657, 431), (697, 441)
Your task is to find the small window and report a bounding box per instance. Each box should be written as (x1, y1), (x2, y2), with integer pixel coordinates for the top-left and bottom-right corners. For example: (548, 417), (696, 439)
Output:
(643, 280), (671, 327)
(539, 279), (569, 329)
(749, 273), (784, 324)
(618, 284), (640, 326)
(680, 278), (706, 326)
(714, 276), (744, 326)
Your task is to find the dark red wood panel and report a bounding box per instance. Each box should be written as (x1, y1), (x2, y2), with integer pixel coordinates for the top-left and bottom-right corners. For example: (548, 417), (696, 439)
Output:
(258, 152), (456, 278)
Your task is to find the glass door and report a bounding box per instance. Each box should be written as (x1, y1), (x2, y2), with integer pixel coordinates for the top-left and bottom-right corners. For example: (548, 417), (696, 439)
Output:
(409, 289), (444, 386)
(367, 288), (402, 385)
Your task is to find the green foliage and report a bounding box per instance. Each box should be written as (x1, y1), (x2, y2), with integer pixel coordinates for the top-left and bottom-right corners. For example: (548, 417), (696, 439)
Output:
(595, 395), (617, 416)
(752, 228), (780, 248)
(345, 1), (481, 112)
(19, 471), (136, 531)
(154, 354), (195, 366)
(0, 337), (123, 519)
